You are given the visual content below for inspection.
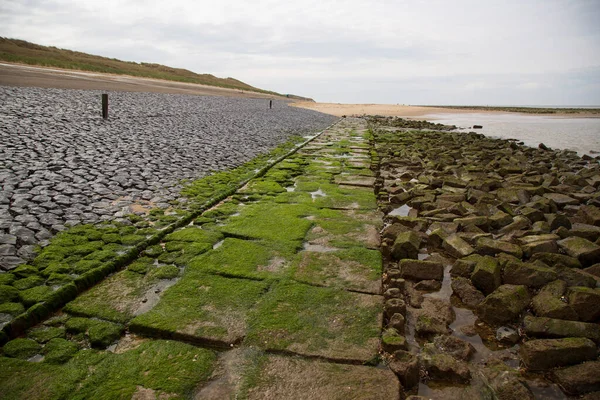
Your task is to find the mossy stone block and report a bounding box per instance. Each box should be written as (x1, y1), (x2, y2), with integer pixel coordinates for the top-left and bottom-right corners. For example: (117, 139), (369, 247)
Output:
(3, 338), (41, 359)
(43, 338), (79, 364)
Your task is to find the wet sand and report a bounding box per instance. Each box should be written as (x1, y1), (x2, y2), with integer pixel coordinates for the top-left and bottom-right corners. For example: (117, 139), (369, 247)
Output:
(0, 62), (284, 99)
(291, 101), (600, 119)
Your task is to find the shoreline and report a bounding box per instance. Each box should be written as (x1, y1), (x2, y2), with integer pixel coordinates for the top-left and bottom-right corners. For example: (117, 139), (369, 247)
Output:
(291, 101), (600, 119)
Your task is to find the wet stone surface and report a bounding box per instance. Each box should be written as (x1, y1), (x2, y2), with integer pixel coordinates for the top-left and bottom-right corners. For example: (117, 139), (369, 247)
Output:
(373, 116), (600, 399)
(0, 86), (336, 269)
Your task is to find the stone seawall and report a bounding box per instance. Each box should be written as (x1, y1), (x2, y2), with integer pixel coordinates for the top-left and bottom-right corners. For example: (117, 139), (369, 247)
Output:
(0, 86), (336, 270)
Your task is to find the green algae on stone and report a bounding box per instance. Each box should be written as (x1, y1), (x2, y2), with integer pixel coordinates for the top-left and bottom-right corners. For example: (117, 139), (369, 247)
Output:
(2, 338), (41, 359)
(0, 285), (20, 305)
(12, 276), (45, 290)
(0, 273), (15, 286)
(127, 257), (155, 275)
(245, 280), (382, 362)
(220, 202), (313, 245)
(130, 273), (269, 345)
(148, 265), (180, 280)
(20, 285), (53, 307)
(88, 320), (124, 348)
(164, 227), (223, 244)
(27, 326), (65, 343)
(43, 338), (79, 364)
(290, 247), (381, 293)
(0, 339), (216, 400)
(188, 237), (289, 280)
(64, 270), (150, 324)
(0, 302), (25, 316)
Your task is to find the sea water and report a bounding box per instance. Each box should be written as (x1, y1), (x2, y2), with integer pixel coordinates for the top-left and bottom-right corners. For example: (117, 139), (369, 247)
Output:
(423, 112), (600, 156)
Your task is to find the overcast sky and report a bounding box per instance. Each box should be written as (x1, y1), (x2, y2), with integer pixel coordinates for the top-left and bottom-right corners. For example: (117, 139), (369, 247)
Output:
(1, 0), (599, 105)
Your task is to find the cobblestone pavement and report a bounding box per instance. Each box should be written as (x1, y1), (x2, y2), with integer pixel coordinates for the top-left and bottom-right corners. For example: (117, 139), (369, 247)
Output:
(0, 86), (336, 270)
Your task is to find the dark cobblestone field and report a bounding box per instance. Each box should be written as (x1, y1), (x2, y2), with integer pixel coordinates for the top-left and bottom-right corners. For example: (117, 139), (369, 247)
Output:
(0, 86), (336, 270)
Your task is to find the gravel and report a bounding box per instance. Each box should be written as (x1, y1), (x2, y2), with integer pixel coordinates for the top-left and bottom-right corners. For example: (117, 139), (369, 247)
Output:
(0, 85), (337, 269)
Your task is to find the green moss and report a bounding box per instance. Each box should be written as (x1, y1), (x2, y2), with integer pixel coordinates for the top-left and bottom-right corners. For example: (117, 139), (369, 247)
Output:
(127, 257), (154, 275)
(28, 326), (65, 343)
(46, 273), (73, 286)
(242, 179), (286, 194)
(148, 265), (180, 280)
(193, 216), (214, 225)
(12, 276), (44, 290)
(156, 251), (179, 264)
(19, 285), (53, 307)
(83, 250), (116, 261)
(69, 241), (105, 256)
(44, 314), (69, 327)
(2, 338), (41, 359)
(0, 302), (25, 315)
(188, 238), (288, 280)
(245, 280), (381, 359)
(143, 245), (163, 258)
(40, 262), (71, 277)
(65, 317), (90, 334)
(0, 273), (15, 285)
(64, 271), (144, 324)
(43, 338), (79, 364)
(88, 320), (124, 348)
(101, 233), (121, 244)
(70, 340), (215, 399)
(220, 202), (313, 246)
(0, 340), (216, 399)
(12, 264), (39, 278)
(120, 234), (145, 246)
(119, 226), (137, 235)
(291, 247), (381, 292)
(164, 227), (223, 244)
(130, 273), (268, 343)
(72, 260), (102, 274)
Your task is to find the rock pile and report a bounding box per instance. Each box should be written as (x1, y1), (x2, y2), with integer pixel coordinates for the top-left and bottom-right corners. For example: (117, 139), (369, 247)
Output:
(373, 126), (600, 397)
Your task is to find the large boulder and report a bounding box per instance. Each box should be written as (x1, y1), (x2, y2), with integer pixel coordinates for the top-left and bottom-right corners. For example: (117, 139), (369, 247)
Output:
(389, 350), (420, 389)
(399, 259), (444, 281)
(391, 231), (421, 260)
(520, 337), (597, 371)
(477, 285), (531, 325)
(476, 237), (523, 258)
(483, 359), (534, 400)
(557, 237), (600, 267)
(502, 262), (557, 289)
(442, 234), (474, 258)
(553, 361), (600, 395)
(532, 280), (578, 320)
(451, 277), (485, 307)
(568, 287), (600, 322)
(471, 256), (501, 295)
(524, 316), (600, 342)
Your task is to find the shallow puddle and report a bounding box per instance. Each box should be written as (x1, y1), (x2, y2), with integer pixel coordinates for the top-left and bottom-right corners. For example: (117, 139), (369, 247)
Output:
(213, 240), (225, 249)
(310, 189), (327, 199)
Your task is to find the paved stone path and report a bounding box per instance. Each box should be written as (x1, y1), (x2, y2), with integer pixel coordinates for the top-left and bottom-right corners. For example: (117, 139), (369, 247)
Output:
(0, 86), (336, 270)
(0, 118), (401, 399)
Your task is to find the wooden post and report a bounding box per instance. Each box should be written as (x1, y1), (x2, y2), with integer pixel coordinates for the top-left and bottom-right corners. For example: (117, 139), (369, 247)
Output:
(269, 100), (272, 109)
(102, 94), (108, 119)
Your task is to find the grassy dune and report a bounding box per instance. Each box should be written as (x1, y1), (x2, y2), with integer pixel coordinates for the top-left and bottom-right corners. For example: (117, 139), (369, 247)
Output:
(0, 37), (280, 95)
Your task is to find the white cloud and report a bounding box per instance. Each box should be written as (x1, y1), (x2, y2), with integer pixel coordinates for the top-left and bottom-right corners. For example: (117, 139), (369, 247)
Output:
(1, 0), (599, 104)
